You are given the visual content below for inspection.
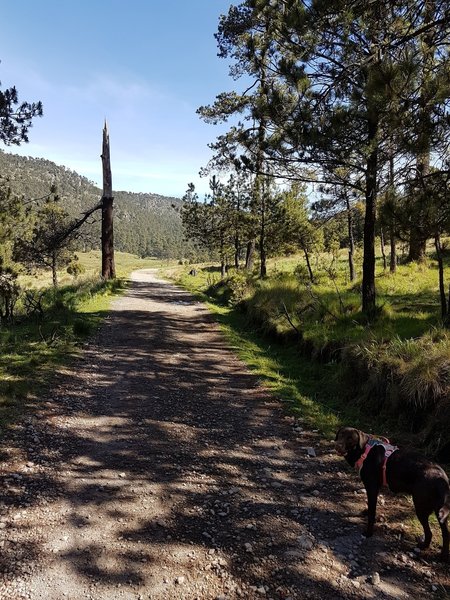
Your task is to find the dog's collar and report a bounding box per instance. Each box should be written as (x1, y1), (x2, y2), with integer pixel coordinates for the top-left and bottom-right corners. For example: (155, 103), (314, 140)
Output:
(355, 437), (398, 487)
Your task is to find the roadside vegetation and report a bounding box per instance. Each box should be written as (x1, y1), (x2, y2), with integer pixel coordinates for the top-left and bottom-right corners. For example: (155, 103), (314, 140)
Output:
(169, 245), (450, 461)
(175, 1), (450, 464)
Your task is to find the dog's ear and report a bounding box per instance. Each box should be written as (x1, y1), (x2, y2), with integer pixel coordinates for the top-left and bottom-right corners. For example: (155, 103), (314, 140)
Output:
(334, 426), (343, 441)
(357, 430), (369, 450)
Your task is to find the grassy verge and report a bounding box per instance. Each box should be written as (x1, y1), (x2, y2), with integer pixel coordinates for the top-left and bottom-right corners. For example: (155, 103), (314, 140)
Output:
(167, 259), (450, 454)
(168, 269), (351, 441)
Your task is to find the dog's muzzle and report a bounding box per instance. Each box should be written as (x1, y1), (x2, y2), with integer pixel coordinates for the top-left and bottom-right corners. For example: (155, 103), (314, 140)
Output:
(335, 445), (347, 456)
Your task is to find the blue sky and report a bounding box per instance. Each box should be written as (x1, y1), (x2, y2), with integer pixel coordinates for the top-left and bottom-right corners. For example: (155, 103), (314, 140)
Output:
(0, 1), (236, 197)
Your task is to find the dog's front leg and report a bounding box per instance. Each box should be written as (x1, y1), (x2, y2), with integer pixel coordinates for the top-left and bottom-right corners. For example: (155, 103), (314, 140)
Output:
(362, 476), (380, 537)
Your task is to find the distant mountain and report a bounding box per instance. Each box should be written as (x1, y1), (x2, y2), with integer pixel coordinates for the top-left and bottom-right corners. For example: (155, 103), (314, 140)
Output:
(0, 150), (200, 260)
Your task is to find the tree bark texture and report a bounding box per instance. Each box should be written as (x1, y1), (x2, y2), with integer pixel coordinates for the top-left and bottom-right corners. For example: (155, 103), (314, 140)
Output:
(388, 142), (397, 273)
(362, 115), (378, 317)
(345, 192), (355, 282)
(380, 228), (387, 271)
(303, 247), (314, 283)
(434, 233), (448, 321)
(408, 0), (433, 263)
(389, 226), (397, 273)
(101, 121), (116, 280)
(245, 240), (255, 271)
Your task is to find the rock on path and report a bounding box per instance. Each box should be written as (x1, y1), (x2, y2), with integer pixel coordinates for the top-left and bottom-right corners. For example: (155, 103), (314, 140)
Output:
(0, 269), (448, 599)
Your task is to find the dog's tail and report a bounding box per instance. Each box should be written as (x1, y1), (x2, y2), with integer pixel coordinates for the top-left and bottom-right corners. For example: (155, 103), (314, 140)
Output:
(437, 480), (450, 524)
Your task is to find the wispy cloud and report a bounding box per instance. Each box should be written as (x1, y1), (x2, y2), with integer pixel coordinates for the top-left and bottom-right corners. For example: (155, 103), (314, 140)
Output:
(1, 59), (221, 197)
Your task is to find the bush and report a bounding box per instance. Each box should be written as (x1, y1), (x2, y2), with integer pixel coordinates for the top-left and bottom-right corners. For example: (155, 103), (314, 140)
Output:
(205, 271), (254, 307)
(67, 259), (86, 279)
(293, 263), (312, 285)
(244, 274), (308, 338)
(226, 271), (254, 306)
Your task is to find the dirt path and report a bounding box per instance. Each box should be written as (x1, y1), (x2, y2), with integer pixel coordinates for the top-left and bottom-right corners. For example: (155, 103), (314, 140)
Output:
(0, 270), (448, 599)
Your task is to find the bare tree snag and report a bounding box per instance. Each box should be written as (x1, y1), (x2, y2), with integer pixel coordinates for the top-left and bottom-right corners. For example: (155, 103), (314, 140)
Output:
(101, 121), (115, 279)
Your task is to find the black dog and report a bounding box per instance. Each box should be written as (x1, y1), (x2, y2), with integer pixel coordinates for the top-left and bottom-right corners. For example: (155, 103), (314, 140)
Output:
(335, 426), (450, 562)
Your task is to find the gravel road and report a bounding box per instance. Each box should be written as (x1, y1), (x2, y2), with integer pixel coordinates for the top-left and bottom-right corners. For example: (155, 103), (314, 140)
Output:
(0, 269), (448, 599)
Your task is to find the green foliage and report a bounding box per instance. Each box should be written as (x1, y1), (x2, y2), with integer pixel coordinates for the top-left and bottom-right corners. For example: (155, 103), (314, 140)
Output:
(181, 174), (255, 273)
(67, 257), (85, 279)
(14, 191), (77, 287)
(350, 331), (450, 412)
(0, 150), (200, 261)
(0, 76), (43, 145)
(344, 331), (450, 452)
(225, 271), (254, 305)
(202, 1), (450, 317)
(169, 250), (450, 454)
(0, 266), (20, 323)
(208, 270), (255, 307)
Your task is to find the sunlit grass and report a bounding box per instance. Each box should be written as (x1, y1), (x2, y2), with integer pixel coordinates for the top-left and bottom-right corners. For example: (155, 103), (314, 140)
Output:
(165, 245), (450, 449)
(166, 266), (340, 438)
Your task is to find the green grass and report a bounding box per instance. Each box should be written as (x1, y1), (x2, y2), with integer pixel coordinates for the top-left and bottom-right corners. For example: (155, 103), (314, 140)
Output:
(166, 247), (450, 450)
(173, 256), (444, 346)
(167, 268), (342, 439)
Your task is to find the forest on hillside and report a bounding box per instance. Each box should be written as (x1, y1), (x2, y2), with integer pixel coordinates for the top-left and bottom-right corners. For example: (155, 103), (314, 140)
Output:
(0, 150), (200, 261)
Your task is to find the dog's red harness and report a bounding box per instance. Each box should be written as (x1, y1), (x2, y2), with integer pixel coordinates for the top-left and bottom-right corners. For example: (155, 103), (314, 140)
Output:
(355, 437), (398, 487)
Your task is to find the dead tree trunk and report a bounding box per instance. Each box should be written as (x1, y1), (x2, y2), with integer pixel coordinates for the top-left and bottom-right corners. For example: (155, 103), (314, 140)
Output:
(101, 121), (115, 280)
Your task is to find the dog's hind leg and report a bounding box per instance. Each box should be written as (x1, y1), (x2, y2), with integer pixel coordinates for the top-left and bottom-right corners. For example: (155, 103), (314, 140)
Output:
(435, 510), (449, 562)
(414, 503), (432, 550)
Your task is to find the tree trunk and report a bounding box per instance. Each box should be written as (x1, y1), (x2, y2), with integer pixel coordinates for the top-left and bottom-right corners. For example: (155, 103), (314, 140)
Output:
(389, 225), (397, 273)
(258, 177), (267, 279)
(362, 114), (378, 318)
(245, 239), (255, 271)
(101, 196), (115, 279)
(434, 233), (448, 321)
(259, 202), (267, 278)
(219, 231), (227, 279)
(380, 228), (387, 271)
(234, 235), (240, 269)
(388, 141), (397, 273)
(52, 251), (58, 288)
(101, 121), (116, 280)
(303, 247), (314, 283)
(345, 192), (355, 282)
(408, 0), (433, 264)
(408, 230), (427, 262)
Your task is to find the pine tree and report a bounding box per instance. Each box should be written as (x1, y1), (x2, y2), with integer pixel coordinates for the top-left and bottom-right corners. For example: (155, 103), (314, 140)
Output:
(0, 74), (42, 145)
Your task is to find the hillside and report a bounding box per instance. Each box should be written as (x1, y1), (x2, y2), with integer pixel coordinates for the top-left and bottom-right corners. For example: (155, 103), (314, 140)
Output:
(0, 150), (197, 260)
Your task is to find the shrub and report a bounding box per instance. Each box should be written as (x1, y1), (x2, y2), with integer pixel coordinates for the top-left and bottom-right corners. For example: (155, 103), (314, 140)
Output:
(293, 263), (311, 285)
(67, 259), (86, 279)
(226, 271), (254, 306)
